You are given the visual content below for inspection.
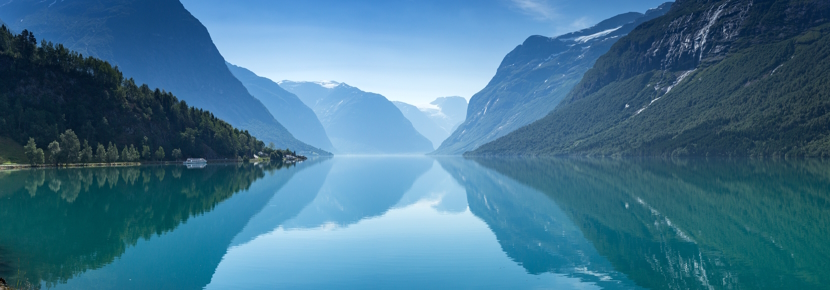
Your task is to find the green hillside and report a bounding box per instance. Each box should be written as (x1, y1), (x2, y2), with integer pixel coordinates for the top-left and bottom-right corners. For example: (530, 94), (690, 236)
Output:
(0, 136), (26, 164)
(0, 27), (267, 160)
(472, 0), (830, 158)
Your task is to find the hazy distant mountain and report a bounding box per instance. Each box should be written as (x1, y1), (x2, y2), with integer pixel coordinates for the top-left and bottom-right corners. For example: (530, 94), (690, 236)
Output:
(392, 102), (448, 148)
(0, 0), (326, 154)
(473, 0), (830, 157)
(393, 97), (467, 148)
(226, 63), (334, 152)
(427, 97), (467, 133)
(281, 81), (434, 154)
(433, 3), (672, 155)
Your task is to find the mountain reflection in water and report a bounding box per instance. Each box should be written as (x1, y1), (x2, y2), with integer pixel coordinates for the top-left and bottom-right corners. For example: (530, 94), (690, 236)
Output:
(472, 157), (830, 290)
(0, 157), (827, 289)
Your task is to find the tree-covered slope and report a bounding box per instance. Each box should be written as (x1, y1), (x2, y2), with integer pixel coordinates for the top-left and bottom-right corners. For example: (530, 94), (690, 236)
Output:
(473, 0), (830, 157)
(0, 0), (324, 154)
(0, 27), (263, 159)
(281, 81), (434, 154)
(226, 63), (334, 152)
(433, 4), (672, 155)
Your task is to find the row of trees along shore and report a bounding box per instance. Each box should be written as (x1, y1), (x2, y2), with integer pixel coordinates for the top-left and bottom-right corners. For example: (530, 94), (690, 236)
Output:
(23, 128), (306, 166)
(23, 129), (179, 166)
(1, 27), (270, 162)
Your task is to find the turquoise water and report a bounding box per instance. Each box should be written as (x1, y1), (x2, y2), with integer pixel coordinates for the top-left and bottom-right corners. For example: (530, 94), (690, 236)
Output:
(0, 157), (828, 289)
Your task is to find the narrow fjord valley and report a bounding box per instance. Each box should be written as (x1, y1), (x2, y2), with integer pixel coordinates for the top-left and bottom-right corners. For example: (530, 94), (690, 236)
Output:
(1, 0), (829, 289)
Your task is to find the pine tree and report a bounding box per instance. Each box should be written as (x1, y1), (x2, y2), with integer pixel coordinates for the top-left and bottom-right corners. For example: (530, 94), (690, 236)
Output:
(48, 141), (61, 166)
(155, 146), (165, 161)
(80, 140), (93, 163)
(107, 142), (119, 163)
(24, 138), (41, 165)
(96, 144), (107, 163)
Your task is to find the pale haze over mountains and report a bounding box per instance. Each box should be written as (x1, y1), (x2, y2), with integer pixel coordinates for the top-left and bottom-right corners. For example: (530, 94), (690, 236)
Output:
(226, 63), (335, 152)
(393, 97), (467, 149)
(280, 81), (434, 154)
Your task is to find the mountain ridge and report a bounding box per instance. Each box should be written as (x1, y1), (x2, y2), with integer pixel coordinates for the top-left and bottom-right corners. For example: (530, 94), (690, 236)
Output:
(433, 3), (673, 155)
(226, 63), (335, 152)
(471, 0), (830, 158)
(281, 81), (434, 154)
(0, 0), (326, 154)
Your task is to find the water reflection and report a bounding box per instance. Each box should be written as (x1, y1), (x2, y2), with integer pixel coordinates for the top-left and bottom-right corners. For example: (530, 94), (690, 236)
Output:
(281, 156), (433, 229)
(472, 157), (830, 290)
(0, 157), (827, 289)
(437, 158), (643, 289)
(0, 161), (317, 289)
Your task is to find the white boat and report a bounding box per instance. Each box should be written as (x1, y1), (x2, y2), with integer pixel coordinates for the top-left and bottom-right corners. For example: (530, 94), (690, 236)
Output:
(183, 158), (207, 165)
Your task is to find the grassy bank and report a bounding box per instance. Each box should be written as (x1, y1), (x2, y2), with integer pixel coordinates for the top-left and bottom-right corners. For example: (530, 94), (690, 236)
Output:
(0, 137), (26, 165)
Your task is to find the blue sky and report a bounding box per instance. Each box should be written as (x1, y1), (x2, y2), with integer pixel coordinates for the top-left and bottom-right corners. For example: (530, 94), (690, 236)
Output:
(181, 0), (669, 106)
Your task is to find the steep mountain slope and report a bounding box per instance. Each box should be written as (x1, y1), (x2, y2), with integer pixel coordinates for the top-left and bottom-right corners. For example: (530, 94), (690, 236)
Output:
(434, 4), (673, 155)
(0, 0), (324, 154)
(281, 81), (434, 154)
(226, 63), (334, 152)
(0, 27), (265, 159)
(392, 101), (448, 148)
(473, 0), (830, 158)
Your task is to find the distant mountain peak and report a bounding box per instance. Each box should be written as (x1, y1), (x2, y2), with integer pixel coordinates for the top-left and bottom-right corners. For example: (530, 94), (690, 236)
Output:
(313, 80), (341, 89)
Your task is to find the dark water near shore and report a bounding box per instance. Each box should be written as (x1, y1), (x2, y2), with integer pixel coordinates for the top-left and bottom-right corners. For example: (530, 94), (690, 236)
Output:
(0, 157), (828, 289)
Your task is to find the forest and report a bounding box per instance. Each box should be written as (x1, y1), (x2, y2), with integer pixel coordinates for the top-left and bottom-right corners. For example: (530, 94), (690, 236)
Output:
(0, 26), (270, 163)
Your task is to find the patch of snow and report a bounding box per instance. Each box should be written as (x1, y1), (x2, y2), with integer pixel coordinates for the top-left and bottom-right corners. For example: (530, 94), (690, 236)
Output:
(650, 97), (661, 105)
(574, 26), (622, 43)
(313, 80), (341, 89)
(666, 69), (696, 93)
(771, 63), (784, 76)
(695, 2), (728, 61)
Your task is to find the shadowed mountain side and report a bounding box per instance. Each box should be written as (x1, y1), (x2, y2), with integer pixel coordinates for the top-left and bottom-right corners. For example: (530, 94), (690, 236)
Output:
(226, 63), (334, 152)
(0, 163), (303, 288)
(473, 157), (830, 289)
(280, 81), (434, 154)
(0, 0), (324, 153)
(282, 157), (433, 229)
(434, 4), (672, 155)
(473, 0), (830, 157)
(230, 158), (334, 247)
(435, 157), (643, 289)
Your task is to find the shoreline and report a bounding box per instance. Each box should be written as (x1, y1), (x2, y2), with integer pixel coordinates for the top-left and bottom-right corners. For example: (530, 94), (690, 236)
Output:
(0, 158), (284, 171)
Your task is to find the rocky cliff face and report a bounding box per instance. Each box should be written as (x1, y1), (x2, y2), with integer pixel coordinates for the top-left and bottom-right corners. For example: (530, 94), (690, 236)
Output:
(433, 4), (672, 155)
(473, 0), (830, 157)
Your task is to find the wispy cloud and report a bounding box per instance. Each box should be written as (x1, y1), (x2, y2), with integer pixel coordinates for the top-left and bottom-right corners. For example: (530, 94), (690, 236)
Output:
(510, 0), (557, 21)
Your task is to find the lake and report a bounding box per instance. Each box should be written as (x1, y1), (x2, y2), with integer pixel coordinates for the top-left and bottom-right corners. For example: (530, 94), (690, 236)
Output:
(0, 157), (828, 289)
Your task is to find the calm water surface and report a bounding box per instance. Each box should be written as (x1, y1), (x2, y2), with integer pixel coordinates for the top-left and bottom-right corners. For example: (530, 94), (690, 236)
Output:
(0, 157), (828, 289)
